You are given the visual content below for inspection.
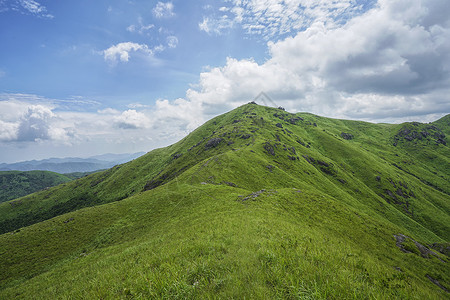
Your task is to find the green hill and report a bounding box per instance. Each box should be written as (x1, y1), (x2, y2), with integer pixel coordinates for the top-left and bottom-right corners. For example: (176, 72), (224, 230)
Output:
(0, 170), (72, 204)
(0, 104), (448, 299)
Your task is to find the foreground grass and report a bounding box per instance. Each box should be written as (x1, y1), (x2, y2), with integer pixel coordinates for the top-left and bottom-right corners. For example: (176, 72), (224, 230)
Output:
(1, 183), (448, 299)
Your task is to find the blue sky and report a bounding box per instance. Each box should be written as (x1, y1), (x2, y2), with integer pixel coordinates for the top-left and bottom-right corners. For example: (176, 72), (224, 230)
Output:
(0, 0), (449, 163)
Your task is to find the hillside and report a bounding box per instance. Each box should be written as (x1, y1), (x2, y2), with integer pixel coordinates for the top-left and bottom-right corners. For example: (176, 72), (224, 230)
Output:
(0, 171), (72, 204)
(0, 104), (448, 298)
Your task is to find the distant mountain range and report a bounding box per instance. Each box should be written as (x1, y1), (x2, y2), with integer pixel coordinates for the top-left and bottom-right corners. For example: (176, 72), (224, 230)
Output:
(0, 152), (146, 173)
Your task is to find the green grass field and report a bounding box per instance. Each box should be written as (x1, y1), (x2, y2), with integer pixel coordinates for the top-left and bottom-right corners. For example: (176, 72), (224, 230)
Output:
(0, 104), (448, 298)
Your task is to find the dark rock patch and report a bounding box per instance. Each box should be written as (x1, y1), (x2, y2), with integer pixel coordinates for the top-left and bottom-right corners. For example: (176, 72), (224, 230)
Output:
(205, 138), (223, 149)
(317, 160), (329, 167)
(429, 243), (450, 257)
(288, 117), (303, 124)
(426, 275), (449, 293)
(296, 139), (305, 146)
(263, 142), (276, 156)
(340, 132), (354, 140)
(238, 189), (278, 202)
(276, 123), (283, 128)
(302, 155), (315, 164)
(394, 234), (445, 262)
(266, 165), (275, 172)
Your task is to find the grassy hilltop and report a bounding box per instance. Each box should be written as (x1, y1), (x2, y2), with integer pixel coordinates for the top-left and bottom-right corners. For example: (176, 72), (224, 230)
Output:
(0, 104), (448, 299)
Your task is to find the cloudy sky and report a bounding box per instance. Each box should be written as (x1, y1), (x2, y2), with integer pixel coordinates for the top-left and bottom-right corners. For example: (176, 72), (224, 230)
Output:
(0, 0), (449, 163)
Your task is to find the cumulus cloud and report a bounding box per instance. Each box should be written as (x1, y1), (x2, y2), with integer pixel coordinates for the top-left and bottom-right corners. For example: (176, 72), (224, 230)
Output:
(188, 0), (450, 122)
(153, 2), (174, 18)
(17, 105), (55, 141)
(114, 110), (151, 129)
(103, 42), (153, 64)
(0, 120), (18, 142)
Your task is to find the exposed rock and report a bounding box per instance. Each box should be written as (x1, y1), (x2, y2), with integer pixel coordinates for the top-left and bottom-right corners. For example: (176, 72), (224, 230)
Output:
(266, 165), (275, 172)
(241, 134), (252, 139)
(394, 124), (446, 145)
(436, 138), (446, 145)
(263, 142), (276, 156)
(205, 138), (223, 149)
(238, 189), (278, 202)
(273, 113), (285, 120)
(394, 234), (445, 262)
(376, 176), (381, 182)
(288, 117), (303, 124)
(429, 243), (450, 256)
(302, 155), (315, 164)
(276, 123), (283, 128)
(63, 217), (74, 224)
(222, 181), (237, 187)
(289, 146), (296, 155)
(172, 153), (182, 160)
(340, 132), (354, 140)
(426, 275), (449, 293)
(317, 160), (329, 167)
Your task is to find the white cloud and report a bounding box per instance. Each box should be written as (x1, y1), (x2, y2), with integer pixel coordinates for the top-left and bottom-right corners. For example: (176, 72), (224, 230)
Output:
(114, 110), (151, 129)
(199, 16), (234, 35)
(0, 120), (18, 142)
(17, 0), (53, 18)
(153, 2), (175, 18)
(166, 36), (178, 48)
(0, 103), (70, 142)
(200, 0), (368, 39)
(127, 17), (155, 35)
(98, 108), (120, 115)
(103, 42), (153, 64)
(177, 0), (450, 124)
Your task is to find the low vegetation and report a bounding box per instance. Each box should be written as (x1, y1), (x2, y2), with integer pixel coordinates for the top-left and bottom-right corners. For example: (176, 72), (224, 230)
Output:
(0, 171), (72, 204)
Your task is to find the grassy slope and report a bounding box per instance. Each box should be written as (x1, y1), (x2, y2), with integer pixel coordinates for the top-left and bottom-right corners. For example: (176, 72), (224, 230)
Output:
(0, 171), (72, 204)
(0, 104), (448, 298)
